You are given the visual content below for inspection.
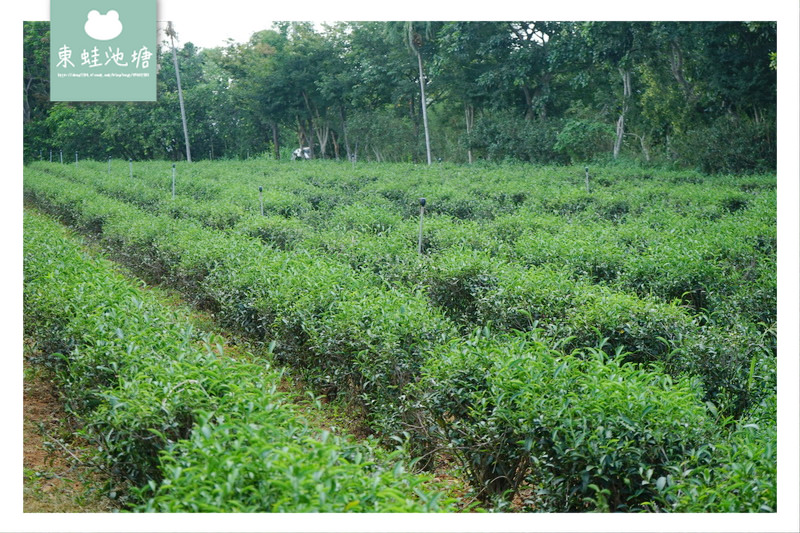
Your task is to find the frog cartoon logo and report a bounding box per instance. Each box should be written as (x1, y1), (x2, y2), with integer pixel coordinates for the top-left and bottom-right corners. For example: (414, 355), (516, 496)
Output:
(84, 10), (123, 41)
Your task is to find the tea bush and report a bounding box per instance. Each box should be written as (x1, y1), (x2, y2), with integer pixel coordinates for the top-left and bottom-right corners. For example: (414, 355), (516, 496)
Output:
(563, 289), (694, 364)
(671, 323), (777, 419)
(327, 200), (403, 234)
(661, 395), (777, 512)
(203, 247), (363, 349)
(423, 248), (499, 325)
(24, 160), (776, 511)
(304, 286), (456, 433)
(618, 234), (720, 311)
(412, 331), (715, 511)
(29, 174), (456, 428)
(307, 226), (422, 286)
(24, 210), (451, 511)
(24, 212), (258, 481)
(512, 223), (626, 283)
(139, 409), (449, 512)
(418, 215), (496, 255)
(158, 197), (245, 230)
(233, 213), (311, 249)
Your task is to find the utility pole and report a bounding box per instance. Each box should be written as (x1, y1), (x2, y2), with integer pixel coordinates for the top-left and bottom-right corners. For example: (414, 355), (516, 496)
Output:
(167, 22), (192, 163)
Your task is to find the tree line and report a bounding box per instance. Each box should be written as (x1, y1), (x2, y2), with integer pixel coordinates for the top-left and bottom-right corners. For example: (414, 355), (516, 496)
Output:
(24, 21), (776, 173)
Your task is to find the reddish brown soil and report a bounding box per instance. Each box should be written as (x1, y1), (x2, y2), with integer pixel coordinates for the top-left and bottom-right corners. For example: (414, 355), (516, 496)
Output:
(23, 346), (117, 513)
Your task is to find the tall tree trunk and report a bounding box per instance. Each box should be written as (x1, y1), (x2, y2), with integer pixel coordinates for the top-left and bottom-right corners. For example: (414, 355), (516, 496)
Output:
(271, 122), (280, 159)
(521, 85), (534, 121)
(296, 115), (311, 156)
(614, 114), (625, 159)
(627, 132), (650, 161)
(331, 130), (340, 160)
(669, 39), (697, 105)
(613, 68), (631, 159)
(414, 47), (433, 165)
(168, 23), (191, 163)
(639, 133), (650, 162)
(410, 98), (419, 142)
(303, 90), (329, 158)
(314, 122), (330, 159)
(533, 87), (546, 120)
(24, 77), (34, 123)
(533, 73), (552, 120)
(339, 106), (352, 161)
(464, 102), (474, 164)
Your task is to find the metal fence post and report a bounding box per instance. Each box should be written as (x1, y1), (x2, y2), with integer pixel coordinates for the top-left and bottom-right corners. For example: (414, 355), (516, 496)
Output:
(585, 166), (590, 193)
(418, 198), (426, 254)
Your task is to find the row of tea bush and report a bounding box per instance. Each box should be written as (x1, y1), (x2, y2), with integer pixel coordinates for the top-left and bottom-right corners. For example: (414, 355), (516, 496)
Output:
(27, 166), (776, 420)
(35, 160), (776, 334)
(24, 165), (776, 511)
(24, 210), (449, 512)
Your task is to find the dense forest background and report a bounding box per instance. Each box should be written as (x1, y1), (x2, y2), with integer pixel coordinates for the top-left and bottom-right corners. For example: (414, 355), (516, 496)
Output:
(24, 21), (776, 173)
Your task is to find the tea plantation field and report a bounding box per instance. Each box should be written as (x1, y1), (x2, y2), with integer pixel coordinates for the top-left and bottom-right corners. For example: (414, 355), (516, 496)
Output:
(23, 159), (777, 512)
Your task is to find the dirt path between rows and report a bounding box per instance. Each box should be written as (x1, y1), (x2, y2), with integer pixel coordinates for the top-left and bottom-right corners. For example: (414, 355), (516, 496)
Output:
(23, 342), (118, 513)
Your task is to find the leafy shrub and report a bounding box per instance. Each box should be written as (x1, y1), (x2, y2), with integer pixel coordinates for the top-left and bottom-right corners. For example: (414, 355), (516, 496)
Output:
(423, 248), (498, 325)
(259, 189), (312, 217)
(307, 227), (421, 286)
(512, 223), (625, 283)
(304, 286), (456, 433)
(202, 247), (358, 346)
(233, 213), (311, 250)
(328, 201), (403, 234)
(619, 236), (719, 312)
(153, 224), (264, 306)
(672, 323), (776, 419)
(158, 197), (245, 230)
(23, 168), (95, 226)
(25, 160), (776, 513)
(430, 193), (498, 220)
(554, 119), (615, 163)
(25, 212), (232, 481)
(671, 114), (776, 174)
(592, 197), (632, 223)
(486, 211), (536, 244)
(715, 265), (776, 328)
(474, 265), (580, 333)
(659, 394), (777, 512)
(102, 212), (174, 279)
(419, 215), (496, 254)
(538, 188), (595, 216)
(24, 211), (451, 511)
(563, 290), (694, 365)
(412, 331), (714, 510)
(470, 110), (567, 164)
(139, 410), (449, 512)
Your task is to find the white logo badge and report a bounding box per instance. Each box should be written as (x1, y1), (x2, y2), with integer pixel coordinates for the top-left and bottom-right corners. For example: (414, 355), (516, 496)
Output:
(84, 10), (123, 40)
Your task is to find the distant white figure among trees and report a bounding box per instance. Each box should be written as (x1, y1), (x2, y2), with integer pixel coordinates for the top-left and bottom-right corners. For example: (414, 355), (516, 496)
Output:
(292, 147), (312, 160)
